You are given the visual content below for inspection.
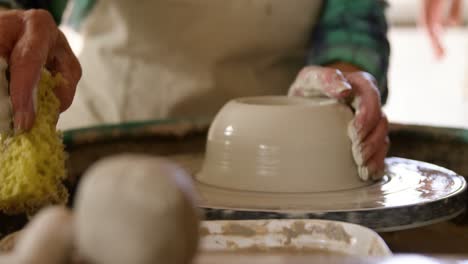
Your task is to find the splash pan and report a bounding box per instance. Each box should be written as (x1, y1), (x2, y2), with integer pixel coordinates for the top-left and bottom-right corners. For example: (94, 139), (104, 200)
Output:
(170, 154), (466, 232)
(199, 219), (392, 256)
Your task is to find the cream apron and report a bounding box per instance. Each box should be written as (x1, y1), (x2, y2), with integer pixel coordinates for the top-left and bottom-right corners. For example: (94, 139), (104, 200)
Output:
(58, 0), (323, 129)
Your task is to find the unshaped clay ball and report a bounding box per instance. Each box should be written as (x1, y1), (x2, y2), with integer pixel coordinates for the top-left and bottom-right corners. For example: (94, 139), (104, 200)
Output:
(13, 206), (74, 264)
(75, 154), (200, 264)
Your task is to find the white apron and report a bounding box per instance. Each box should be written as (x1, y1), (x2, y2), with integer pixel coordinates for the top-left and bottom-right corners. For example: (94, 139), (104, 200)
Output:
(58, 0), (323, 129)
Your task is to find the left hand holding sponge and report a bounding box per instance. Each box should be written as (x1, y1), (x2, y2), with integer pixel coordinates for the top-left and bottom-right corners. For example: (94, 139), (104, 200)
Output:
(0, 69), (68, 215)
(0, 9), (81, 132)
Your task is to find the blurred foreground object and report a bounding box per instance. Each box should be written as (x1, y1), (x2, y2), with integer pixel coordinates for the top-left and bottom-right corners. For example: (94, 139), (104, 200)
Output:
(75, 154), (200, 264)
(421, 0), (463, 59)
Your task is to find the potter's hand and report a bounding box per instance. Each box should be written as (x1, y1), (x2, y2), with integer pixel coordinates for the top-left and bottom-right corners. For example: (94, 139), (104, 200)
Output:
(0, 9), (81, 132)
(288, 66), (389, 181)
(422, 0), (462, 59)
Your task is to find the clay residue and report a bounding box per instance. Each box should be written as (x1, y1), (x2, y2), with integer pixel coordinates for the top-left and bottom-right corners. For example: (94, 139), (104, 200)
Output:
(210, 245), (345, 255)
(221, 223), (256, 237)
(226, 240), (239, 250)
(281, 221), (352, 245)
(282, 221), (307, 244)
(209, 221), (352, 244)
(202, 221), (354, 256)
(201, 222), (269, 238)
(322, 223), (352, 243)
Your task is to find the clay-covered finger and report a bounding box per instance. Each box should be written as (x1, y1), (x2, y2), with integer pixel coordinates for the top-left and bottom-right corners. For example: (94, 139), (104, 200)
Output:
(9, 10), (57, 132)
(359, 137), (389, 181)
(47, 31), (82, 112)
(288, 66), (351, 99)
(0, 11), (26, 133)
(352, 113), (389, 166)
(344, 72), (382, 142)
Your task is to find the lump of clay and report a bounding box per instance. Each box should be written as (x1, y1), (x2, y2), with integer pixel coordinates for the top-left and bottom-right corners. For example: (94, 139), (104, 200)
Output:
(12, 206), (74, 264)
(75, 154), (200, 264)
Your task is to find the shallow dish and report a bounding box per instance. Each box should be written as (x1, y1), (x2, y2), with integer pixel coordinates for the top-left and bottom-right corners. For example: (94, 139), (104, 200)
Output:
(199, 219), (392, 256)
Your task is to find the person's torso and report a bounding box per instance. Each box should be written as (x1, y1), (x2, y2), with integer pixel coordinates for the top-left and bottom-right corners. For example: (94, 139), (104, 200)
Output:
(61, 0), (323, 128)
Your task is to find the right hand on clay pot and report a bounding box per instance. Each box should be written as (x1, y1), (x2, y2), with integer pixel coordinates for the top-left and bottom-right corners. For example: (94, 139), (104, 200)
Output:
(0, 9), (81, 132)
(288, 66), (389, 181)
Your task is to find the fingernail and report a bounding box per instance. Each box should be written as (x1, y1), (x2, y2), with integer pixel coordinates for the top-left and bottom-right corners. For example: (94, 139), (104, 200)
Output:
(358, 166), (370, 181)
(14, 112), (32, 134)
(14, 112), (26, 134)
(338, 88), (352, 98)
(336, 82), (352, 94)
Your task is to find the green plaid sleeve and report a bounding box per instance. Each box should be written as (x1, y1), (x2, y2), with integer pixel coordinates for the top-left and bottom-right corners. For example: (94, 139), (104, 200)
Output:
(309, 0), (390, 103)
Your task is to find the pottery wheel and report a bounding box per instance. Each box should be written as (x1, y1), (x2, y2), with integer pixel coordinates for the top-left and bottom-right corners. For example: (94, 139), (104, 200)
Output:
(171, 155), (466, 232)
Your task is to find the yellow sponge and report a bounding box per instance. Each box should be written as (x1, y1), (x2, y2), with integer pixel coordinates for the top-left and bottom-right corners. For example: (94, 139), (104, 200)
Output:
(0, 69), (68, 215)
